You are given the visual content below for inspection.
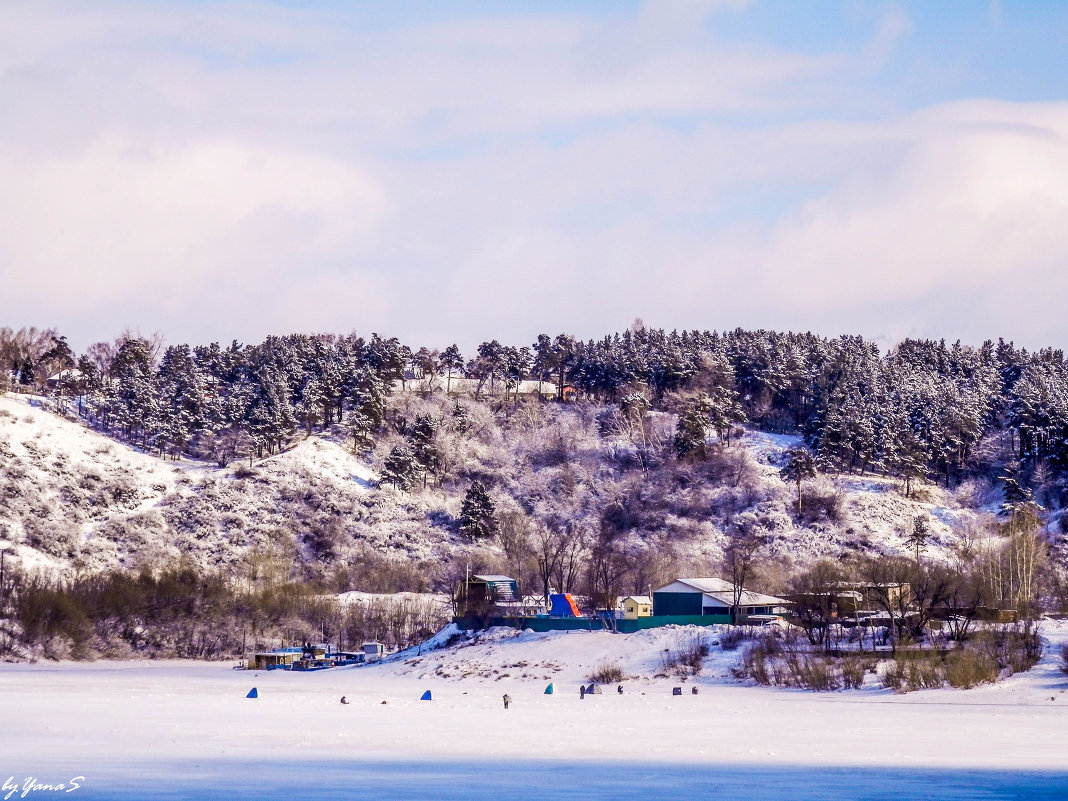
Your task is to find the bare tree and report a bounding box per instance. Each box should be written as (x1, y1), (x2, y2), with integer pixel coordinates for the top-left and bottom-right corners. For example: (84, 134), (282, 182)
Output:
(551, 527), (588, 599)
(532, 523), (566, 604)
(788, 558), (846, 651)
(722, 521), (769, 624)
(585, 536), (630, 612)
(496, 509), (533, 594)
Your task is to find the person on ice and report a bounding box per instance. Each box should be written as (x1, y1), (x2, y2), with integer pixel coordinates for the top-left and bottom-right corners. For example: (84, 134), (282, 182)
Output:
(340, 696), (349, 704)
(579, 686), (585, 700)
(503, 694), (511, 709)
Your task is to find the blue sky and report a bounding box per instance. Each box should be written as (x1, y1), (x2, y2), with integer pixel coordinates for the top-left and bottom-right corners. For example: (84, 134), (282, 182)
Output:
(2, 0), (1068, 353)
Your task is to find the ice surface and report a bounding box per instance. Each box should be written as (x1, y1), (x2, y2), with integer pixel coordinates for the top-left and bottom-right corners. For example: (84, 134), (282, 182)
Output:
(2, 620), (1067, 800)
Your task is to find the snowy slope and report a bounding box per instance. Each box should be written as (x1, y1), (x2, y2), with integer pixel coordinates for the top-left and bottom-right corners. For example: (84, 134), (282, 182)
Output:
(0, 390), (995, 578)
(741, 429), (979, 563)
(0, 393), (454, 574)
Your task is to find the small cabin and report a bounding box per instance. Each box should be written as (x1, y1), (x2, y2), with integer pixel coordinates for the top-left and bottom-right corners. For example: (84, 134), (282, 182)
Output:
(620, 595), (653, 620)
(362, 642), (387, 659)
(249, 648), (304, 670)
(456, 574), (520, 617)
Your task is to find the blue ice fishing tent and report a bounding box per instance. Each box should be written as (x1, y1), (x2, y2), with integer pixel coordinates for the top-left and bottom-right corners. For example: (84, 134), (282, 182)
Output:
(420, 690), (432, 701)
(544, 683), (554, 695)
(246, 688), (258, 699)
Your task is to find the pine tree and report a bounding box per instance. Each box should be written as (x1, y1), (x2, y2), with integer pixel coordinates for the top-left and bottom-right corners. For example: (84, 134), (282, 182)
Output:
(904, 514), (930, 563)
(460, 480), (497, 539)
(381, 445), (418, 490)
(780, 445), (817, 520)
(439, 345), (464, 394)
(674, 396), (711, 460)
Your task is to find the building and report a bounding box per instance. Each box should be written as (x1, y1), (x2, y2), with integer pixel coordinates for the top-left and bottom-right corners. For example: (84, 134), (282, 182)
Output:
(248, 647), (305, 670)
(652, 578), (790, 622)
(455, 574), (520, 617)
(393, 376), (558, 399)
(620, 596), (652, 620)
(362, 642), (387, 659)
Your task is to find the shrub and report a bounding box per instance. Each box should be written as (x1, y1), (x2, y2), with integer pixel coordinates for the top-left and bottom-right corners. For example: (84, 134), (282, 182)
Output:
(773, 652), (841, 691)
(719, 626), (749, 651)
(839, 655), (875, 689)
(882, 654), (944, 693)
(799, 480), (844, 525)
(732, 631), (868, 692)
(588, 661), (625, 684)
(735, 646), (771, 685)
(661, 634), (708, 677)
(943, 649), (999, 689)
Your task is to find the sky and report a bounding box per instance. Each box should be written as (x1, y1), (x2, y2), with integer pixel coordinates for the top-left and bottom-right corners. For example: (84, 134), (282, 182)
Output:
(2, 0), (1068, 354)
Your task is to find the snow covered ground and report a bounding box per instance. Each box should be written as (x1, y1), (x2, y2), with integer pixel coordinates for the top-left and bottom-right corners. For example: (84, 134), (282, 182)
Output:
(3, 621), (1067, 800)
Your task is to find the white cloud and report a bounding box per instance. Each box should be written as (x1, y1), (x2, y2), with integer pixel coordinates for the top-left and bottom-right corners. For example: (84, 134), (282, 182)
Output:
(1, 2), (1066, 351)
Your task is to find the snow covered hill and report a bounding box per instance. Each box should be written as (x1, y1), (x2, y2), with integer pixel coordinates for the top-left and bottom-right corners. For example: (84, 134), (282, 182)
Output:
(0, 391), (992, 580)
(0, 393), (456, 575)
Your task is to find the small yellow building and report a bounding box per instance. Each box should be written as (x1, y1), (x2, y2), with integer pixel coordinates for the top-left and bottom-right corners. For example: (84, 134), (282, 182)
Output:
(621, 595), (653, 620)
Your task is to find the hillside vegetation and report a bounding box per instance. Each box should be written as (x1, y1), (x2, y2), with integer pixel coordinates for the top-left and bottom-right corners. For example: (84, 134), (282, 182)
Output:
(1, 324), (1067, 659)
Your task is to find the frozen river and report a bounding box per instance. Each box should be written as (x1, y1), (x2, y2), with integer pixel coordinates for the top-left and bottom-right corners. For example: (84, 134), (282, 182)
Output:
(3, 624), (1067, 800)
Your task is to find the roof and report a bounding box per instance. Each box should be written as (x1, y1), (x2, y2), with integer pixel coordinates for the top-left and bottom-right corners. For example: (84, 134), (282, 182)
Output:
(621, 595), (652, 604)
(702, 589), (791, 607)
(471, 574), (516, 583)
(656, 577), (735, 594)
(655, 578), (790, 607)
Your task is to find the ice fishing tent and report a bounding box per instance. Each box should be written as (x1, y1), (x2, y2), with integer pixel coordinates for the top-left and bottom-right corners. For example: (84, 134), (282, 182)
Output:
(246, 688), (258, 699)
(420, 690), (432, 701)
(549, 593), (580, 617)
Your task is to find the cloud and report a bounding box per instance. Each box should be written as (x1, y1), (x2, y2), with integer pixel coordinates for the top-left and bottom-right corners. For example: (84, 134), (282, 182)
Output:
(0, 133), (385, 327)
(0, 2), (1066, 352)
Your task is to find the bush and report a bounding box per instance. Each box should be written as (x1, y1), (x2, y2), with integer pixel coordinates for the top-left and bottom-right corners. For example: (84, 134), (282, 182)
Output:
(232, 464), (259, 480)
(943, 649), (999, 689)
(719, 626), (749, 651)
(799, 480), (844, 525)
(589, 661), (625, 684)
(882, 655), (944, 693)
(661, 634), (709, 677)
(732, 631), (871, 692)
(839, 655), (875, 689)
